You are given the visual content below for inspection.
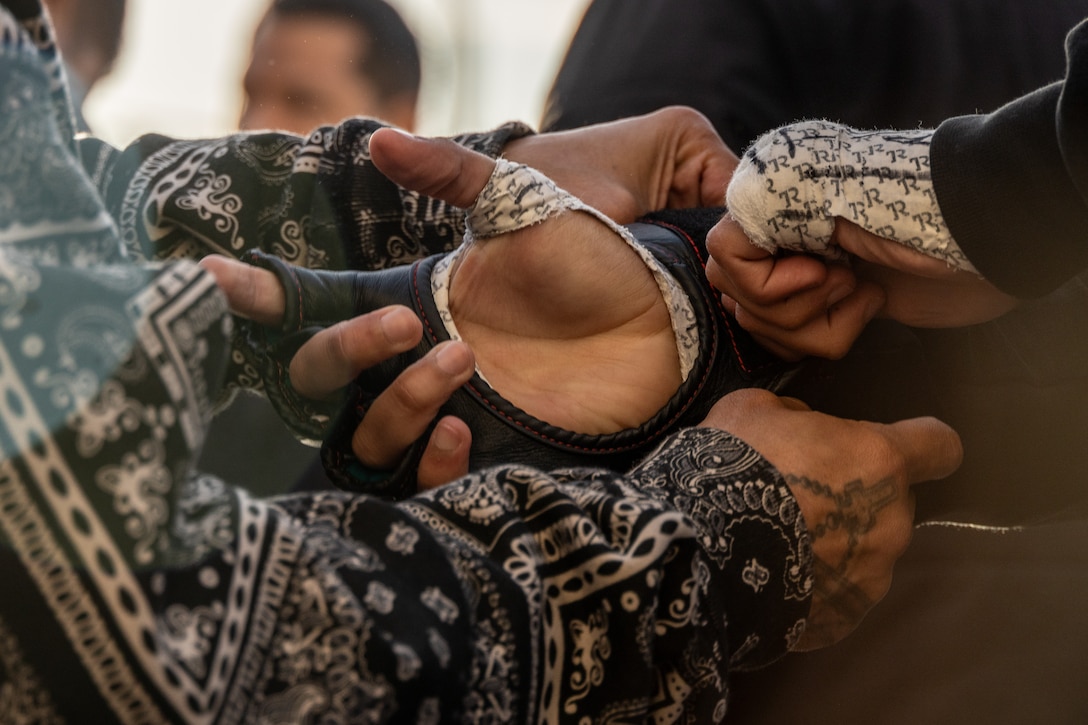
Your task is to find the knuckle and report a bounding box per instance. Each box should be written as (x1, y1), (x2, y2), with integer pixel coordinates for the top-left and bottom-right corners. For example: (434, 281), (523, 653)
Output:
(386, 374), (429, 414)
(867, 432), (905, 470)
(820, 337), (854, 360)
(325, 321), (353, 367)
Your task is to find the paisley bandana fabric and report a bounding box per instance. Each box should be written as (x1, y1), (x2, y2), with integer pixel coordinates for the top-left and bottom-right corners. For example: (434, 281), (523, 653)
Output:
(0, 2), (812, 722)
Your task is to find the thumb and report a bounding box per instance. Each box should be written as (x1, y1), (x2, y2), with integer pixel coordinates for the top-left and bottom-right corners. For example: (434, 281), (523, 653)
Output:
(369, 127), (496, 209)
(878, 416), (964, 484)
(833, 218), (954, 278)
(417, 416), (472, 491)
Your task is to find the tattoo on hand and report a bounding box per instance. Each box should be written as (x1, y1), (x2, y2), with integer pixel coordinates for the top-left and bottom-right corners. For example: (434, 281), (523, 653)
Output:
(785, 473), (899, 646)
(786, 473), (898, 566)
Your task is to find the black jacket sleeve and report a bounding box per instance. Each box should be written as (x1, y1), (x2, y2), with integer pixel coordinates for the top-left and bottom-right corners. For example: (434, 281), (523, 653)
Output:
(932, 19), (1088, 298)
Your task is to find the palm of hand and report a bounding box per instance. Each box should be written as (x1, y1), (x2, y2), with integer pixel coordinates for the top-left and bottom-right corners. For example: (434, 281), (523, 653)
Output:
(450, 211), (682, 435)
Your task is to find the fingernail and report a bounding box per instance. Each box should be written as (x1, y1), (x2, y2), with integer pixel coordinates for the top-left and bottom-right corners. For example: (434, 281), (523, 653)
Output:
(432, 421), (461, 452)
(435, 341), (473, 375)
(380, 307), (417, 344)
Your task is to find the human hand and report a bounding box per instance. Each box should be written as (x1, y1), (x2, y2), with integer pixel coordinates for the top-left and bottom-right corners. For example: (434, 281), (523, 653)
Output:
(368, 126), (682, 434)
(704, 214), (885, 360)
(725, 120), (975, 272)
(200, 255), (474, 490)
(701, 388), (963, 650)
(707, 118), (1020, 360)
(704, 216), (1018, 360)
(503, 106), (737, 222)
(836, 219), (1019, 327)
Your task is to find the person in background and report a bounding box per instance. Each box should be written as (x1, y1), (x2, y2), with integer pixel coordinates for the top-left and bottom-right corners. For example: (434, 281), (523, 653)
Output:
(239, 0), (420, 134)
(200, 0), (423, 495)
(41, 0), (127, 132)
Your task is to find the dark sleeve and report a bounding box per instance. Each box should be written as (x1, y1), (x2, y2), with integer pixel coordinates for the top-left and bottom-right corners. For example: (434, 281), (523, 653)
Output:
(543, 0), (1083, 156)
(931, 18), (1088, 298)
(540, 0), (794, 151)
(98, 121), (534, 272)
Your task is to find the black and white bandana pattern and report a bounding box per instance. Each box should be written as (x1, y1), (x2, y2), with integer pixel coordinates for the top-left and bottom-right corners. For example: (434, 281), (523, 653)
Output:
(0, 2), (812, 721)
(726, 120), (978, 272)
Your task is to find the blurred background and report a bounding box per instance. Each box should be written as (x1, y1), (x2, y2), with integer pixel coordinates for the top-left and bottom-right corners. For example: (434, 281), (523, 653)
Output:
(83, 0), (591, 147)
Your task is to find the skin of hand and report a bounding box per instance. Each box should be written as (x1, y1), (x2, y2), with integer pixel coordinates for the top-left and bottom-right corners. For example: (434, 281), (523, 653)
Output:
(702, 388), (963, 651)
(503, 105), (738, 222)
(208, 247), (963, 649)
(369, 128), (681, 435)
(704, 215), (1019, 360)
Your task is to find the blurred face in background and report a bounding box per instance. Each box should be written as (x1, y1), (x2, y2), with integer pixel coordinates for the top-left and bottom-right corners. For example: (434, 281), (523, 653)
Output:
(240, 12), (416, 135)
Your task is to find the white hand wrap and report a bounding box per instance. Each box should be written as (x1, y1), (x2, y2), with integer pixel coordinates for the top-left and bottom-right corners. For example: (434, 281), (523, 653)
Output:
(726, 120), (977, 273)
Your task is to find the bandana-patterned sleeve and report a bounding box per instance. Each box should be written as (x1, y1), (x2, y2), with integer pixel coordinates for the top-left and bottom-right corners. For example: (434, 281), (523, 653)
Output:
(97, 122), (533, 272)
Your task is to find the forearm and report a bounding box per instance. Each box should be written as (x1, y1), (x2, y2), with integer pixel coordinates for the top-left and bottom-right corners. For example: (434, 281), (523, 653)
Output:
(931, 19), (1088, 298)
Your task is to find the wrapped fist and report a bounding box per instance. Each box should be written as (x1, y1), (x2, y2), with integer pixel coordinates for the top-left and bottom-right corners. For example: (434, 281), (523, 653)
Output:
(726, 120), (977, 273)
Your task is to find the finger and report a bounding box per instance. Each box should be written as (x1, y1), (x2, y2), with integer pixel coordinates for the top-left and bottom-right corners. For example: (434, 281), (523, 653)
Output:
(352, 340), (476, 469)
(369, 127), (496, 208)
(705, 217), (833, 304)
(707, 253), (843, 313)
(879, 416), (964, 484)
(775, 395), (812, 412)
(833, 218), (955, 279)
(722, 263), (860, 331)
(718, 303), (809, 361)
(733, 283), (886, 359)
(289, 306), (422, 399)
(417, 416), (472, 491)
(199, 254), (286, 325)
